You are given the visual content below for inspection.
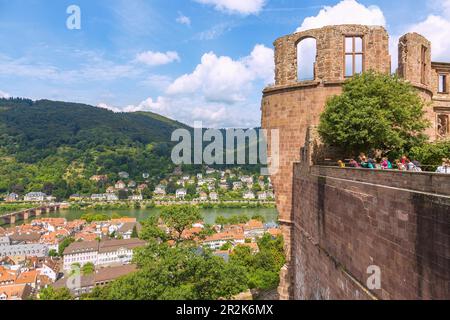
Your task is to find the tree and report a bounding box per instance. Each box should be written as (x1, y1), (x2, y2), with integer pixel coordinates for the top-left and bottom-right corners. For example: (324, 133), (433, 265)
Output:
(42, 182), (54, 195)
(118, 189), (129, 200)
(48, 249), (58, 257)
(410, 140), (450, 171)
(81, 262), (95, 275)
(220, 242), (232, 251)
(39, 287), (73, 300)
(111, 213), (123, 219)
(141, 187), (153, 200)
(229, 234), (286, 291)
(251, 214), (266, 223)
(186, 184), (197, 196)
(215, 215), (227, 226)
(252, 183), (262, 193)
(131, 225), (139, 238)
(58, 237), (75, 256)
(166, 180), (177, 194)
(88, 245), (247, 300)
(139, 216), (168, 242)
(160, 205), (202, 243)
(10, 184), (25, 195)
(81, 213), (110, 223)
(318, 72), (430, 155)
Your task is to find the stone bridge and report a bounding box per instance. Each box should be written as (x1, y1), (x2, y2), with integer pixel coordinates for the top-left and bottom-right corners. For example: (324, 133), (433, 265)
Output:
(0, 204), (63, 225)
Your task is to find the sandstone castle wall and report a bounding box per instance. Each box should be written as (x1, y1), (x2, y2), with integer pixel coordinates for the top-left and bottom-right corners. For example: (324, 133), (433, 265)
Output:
(293, 163), (449, 300)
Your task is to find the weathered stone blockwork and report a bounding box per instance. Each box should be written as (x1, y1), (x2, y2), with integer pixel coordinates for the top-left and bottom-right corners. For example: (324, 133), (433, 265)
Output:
(292, 165), (450, 300)
(261, 24), (450, 299)
(274, 25), (390, 85)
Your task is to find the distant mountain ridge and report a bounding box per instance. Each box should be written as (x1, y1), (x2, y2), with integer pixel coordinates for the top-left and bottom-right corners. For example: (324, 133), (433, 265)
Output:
(0, 98), (190, 160)
(0, 98), (191, 196)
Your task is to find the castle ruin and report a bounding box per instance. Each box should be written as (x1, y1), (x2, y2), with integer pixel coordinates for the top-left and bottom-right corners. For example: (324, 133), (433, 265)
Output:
(261, 25), (450, 300)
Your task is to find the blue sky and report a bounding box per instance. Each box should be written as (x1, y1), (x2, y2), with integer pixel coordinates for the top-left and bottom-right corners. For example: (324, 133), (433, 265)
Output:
(0, 0), (449, 127)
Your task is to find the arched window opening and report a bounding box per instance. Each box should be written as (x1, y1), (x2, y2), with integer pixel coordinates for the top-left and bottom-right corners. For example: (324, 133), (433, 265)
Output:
(297, 38), (317, 81)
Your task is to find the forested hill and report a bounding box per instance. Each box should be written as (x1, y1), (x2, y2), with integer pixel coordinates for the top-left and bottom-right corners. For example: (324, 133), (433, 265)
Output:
(0, 98), (190, 197)
(0, 98), (189, 162)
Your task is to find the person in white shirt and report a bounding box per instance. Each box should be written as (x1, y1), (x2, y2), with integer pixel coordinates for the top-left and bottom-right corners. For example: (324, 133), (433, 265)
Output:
(436, 159), (450, 174)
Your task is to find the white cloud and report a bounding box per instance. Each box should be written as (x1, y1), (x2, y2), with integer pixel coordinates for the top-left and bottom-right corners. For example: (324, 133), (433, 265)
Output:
(296, 0), (386, 32)
(194, 22), (235, 41)
(242, 44), (275, 84)
(135, 51), (180, 66)
(445, 0), (450, 17)
(0, 90), (11, 98)
(388, 0), (450, 67)
(124, 97), (167, 113)
(97, 98), (167, 113)
(406, 15), (450, 61)
(123, 95), (255, 128)
(194, 0), (266, 15)
(115, 44), (274, 128)
(176, 12), (191, 26)
(0, 52), (143, 83)
(295, 0), (387, 73)
(167, 44), (274, 103)
(97, 103), (121, 113)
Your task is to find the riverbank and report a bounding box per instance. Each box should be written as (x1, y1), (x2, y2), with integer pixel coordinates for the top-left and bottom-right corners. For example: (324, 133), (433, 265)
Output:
(0, 203), (39, 212)
(0, 202), (278, 226)
(33, 207), (279, 226)
(68, 200), (276, 211)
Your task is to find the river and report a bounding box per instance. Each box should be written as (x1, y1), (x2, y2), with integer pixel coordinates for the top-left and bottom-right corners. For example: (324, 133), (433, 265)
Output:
(9, 207), (279, 226)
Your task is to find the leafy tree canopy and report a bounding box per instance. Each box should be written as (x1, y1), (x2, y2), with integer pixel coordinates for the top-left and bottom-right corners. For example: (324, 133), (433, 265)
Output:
(318, 72), (430, 155)
(410, 140), (450, 171)
(39, 287), (73, 300)
(58, 237), (75, 256)
(160, 205), (202, 243)
(88, 244), (248, 300)
(81, 262), (95, 275)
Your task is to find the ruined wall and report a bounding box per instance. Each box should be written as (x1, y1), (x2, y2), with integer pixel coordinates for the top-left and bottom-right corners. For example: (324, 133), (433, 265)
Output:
(274, 25), (390, 85)
(292, 164), (450, 300)
(398, 33), (436, 139)
(262, 25), (391, 299)
(431, 62), (450, 140)
(262, 84), (343, 298)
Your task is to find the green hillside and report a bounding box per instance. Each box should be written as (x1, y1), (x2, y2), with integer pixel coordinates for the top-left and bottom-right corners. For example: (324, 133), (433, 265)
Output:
(0, 98), (189, 198)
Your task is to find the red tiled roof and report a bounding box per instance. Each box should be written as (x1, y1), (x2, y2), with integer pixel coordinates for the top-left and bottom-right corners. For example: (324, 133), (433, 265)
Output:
(204, 230), (245, 242)
(0, 266), (18, 283)
(15, 270), (39, 285)
(0, 284), (32, 300)
(244, 220), (264, 230)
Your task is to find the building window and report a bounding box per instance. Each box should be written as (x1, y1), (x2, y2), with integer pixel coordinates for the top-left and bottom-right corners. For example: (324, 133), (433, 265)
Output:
(438, 74), (447, 93)
(344, 36), (363, 77)
(297, 37), (317, 81)
(421, 46), (428, 85)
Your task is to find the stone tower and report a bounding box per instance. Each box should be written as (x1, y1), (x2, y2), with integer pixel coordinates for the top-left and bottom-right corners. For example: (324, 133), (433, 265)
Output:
(262, 24), (450, 299)
(261, 25), (391, 299)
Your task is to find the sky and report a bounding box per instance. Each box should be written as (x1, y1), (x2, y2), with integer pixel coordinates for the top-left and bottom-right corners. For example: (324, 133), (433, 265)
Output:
(0, 0), (449, 128)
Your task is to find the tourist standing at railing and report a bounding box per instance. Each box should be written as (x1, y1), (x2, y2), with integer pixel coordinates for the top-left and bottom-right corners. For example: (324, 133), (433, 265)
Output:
(381, 157), (392, 170)
(407, 159), (422, 172)
(358, 153), (369, 168)
(436, 159), (450, 174)
(367, 158), (377, 169)
(401, 155), (408, 166)
(349, 159), (360, 168)
(395, 160), (407, 171)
